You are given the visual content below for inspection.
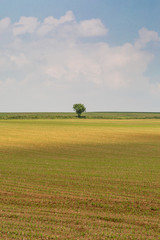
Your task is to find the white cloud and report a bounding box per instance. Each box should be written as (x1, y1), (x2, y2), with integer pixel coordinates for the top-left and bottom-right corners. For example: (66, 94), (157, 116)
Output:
(45, 65), (67, 79)
(41, 41), (153, 88)
(77, 19), (107, 37)
(0, 12), (160, 111)
(10, 53), (29, 67)
(11, 11), (107, 39)
(59, 10), (75, 24)
(37, 11), (75, 36)
(13, 16), (40, 36)
(0, 17), (10, 32)
(135, 27), (160, 49)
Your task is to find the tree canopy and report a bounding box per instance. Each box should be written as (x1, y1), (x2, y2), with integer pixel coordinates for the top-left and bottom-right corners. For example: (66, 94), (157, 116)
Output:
(73, 104), (86, 118)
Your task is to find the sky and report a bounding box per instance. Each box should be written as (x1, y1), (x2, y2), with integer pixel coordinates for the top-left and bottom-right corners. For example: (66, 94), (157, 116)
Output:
(0, 0), (160, 112)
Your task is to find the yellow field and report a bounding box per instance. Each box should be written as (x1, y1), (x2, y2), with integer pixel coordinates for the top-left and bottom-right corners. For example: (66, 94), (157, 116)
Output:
(0, 119), (160, 239)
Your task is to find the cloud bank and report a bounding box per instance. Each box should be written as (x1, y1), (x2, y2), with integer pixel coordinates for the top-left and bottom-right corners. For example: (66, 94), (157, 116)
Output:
(0, 11), (160, 111)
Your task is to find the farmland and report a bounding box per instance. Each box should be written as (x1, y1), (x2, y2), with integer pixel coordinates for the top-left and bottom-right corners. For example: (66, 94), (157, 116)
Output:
(1, 111), (160, 119)
(0, 119), (160, 239)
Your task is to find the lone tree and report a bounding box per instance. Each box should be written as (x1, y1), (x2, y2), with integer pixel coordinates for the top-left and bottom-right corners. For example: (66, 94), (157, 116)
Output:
(73, 103), (86, 118)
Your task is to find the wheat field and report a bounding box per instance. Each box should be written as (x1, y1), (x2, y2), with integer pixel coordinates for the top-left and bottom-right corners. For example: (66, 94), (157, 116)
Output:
(0, 119), (160, 239)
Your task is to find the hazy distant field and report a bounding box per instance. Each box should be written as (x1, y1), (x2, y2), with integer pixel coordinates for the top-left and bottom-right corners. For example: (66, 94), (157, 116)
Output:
(0, 119), (160, 239)
(1, 111), (160, 119)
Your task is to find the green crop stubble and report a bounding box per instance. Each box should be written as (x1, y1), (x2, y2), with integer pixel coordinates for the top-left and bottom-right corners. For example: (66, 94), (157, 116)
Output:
(0, 119), (160, 239)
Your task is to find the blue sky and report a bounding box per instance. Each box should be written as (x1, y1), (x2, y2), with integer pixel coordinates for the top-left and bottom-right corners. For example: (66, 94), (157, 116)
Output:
(0, 0), (160, 111)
